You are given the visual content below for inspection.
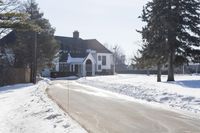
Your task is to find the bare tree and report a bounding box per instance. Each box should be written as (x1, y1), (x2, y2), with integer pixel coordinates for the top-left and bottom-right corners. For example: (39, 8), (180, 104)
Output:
(103, 43), (127, 72)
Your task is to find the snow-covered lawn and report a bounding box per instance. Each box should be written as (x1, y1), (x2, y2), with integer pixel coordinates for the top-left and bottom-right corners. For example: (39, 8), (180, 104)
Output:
(77, 74), (200, 115)
(0, 80), (86, 133)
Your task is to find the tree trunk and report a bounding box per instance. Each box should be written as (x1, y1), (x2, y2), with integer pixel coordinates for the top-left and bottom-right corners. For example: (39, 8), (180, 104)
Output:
(30, 63), (34, 83)
(157, 62), (161, 82)
(167, 50), (175, 81)
(147, 68), (150, 76)
(166, 0), (175, 82)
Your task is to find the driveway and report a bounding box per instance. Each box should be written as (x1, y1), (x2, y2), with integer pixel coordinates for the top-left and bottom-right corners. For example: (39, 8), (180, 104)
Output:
(47, 80), (200, 133)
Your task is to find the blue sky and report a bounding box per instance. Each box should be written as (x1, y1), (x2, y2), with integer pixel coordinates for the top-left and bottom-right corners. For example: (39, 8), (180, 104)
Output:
(36, 0), (148, 61)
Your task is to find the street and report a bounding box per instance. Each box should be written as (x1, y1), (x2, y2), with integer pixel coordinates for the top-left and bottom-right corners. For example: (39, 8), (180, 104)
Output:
(47, 80), (200, 133)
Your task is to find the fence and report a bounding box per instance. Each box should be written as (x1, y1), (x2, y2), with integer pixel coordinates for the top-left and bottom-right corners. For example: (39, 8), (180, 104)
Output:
(0, 68), (30, 86)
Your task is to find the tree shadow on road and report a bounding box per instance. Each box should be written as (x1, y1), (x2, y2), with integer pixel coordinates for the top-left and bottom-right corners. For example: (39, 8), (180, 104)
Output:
(50, 76), (80, 81)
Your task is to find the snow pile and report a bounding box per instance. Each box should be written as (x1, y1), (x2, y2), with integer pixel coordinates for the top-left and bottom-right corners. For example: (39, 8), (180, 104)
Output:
(77, 74), (200, 114)
(0, 80), (86, 133)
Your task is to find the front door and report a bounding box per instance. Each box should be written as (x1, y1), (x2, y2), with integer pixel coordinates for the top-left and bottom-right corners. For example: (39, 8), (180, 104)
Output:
(75, 65), (79, 74)
(86, 59), (92, 76)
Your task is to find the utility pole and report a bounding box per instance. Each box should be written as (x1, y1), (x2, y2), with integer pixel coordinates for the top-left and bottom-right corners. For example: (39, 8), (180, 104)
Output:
(67, 79), (70, 113)
(30, 0), (37, 84)
(32, 32), (37, 84)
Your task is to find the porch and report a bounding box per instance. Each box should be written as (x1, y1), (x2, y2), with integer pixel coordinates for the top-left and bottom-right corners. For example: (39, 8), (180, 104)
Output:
(58, 53), (96, 77)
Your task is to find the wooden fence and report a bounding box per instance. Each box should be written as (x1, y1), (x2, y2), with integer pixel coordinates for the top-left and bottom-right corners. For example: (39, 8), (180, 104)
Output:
(0, 68), (30, 86)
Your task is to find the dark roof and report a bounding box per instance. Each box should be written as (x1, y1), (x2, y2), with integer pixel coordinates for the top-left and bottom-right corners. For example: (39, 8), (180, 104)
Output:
(83, 39), (112, 53)
(55, 36), (112, 54)
(0, 31), (16, 47)
(0, 32), (112, 62)
(1, 32), (112, 54)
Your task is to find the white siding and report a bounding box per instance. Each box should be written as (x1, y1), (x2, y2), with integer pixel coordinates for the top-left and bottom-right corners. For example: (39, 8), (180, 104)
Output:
(96, 53), (113, 71)
(54, 57), (59, 72)
(55, 63), (59, 72)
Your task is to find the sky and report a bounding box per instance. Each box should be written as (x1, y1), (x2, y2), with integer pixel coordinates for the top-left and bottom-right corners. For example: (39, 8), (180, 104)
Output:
(36, 0), (148, 62)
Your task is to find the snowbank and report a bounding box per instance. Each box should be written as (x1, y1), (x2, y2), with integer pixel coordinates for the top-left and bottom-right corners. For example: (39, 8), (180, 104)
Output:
(77, 74), (200, 114)
(0, 80), (86, 133)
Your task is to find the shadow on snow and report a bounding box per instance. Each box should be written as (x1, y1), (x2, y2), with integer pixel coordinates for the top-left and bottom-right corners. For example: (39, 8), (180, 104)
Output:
(0, 83), (34, 94)
(165, 80), (200, 89)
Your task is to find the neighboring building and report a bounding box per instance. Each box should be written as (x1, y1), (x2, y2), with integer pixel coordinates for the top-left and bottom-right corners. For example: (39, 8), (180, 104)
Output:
(0, 32), (31, 85)
(0, 31), (15, 67)
(55, 31), (114, 76)
(182, 63), (200, 74)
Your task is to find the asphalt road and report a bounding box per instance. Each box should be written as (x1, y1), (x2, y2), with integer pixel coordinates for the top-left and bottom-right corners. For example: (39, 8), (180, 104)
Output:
(47, 80), (200, 133)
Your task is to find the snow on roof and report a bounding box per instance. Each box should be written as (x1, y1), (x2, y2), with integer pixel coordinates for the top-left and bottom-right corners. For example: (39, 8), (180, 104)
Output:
(67, 53), (85, 64)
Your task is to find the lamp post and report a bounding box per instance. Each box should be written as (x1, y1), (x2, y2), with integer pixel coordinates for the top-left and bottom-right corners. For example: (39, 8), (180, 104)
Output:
(67, 79), (70, 113)
(113, 46), (117, 75)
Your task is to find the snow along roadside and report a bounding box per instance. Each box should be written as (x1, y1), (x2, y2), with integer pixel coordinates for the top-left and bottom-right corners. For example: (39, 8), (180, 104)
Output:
(0, 80), (87, 133)
(77, 75), (200, 116)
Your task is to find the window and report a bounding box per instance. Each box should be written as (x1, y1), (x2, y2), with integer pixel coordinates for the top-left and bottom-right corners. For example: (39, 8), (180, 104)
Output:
(59, 63), (70, 72)
(98, 65), (101, 70)
(102, 56), (106, 65)
(98, 55), (101, 61)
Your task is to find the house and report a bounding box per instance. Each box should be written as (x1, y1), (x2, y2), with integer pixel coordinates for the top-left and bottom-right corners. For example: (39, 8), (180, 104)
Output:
(0, 32), (31, 85)
(0, 31), (16, 70)
(54, 31), (114, 76)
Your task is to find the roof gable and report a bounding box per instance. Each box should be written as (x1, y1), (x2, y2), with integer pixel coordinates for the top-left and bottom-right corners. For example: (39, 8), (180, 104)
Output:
(83, 52), (96, 64)
(0, 31), (16, 47)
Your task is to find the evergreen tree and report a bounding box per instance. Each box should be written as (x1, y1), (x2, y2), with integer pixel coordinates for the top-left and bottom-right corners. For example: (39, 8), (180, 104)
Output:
(136, 0), (168, 82)
(0, 0), (23, 36)
(0, 0), (39, 37)
(138, 0), (200, 81)
(12, 0), (59, 72)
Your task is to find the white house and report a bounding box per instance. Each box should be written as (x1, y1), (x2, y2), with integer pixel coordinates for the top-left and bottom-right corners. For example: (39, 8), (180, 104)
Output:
(54, 31), (114, 77)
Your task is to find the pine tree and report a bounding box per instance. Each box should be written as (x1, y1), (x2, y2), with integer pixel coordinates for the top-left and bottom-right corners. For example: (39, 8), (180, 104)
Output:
(136, 0), (168, 82)
(0, 0), (39, 37)
(12, 0), (59, 73)
(138, 0), (200, 81)
(166, 0), (200, 81)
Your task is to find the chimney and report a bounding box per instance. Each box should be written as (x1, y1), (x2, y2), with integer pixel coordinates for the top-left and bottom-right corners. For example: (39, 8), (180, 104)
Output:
(73, 30), (79, 39)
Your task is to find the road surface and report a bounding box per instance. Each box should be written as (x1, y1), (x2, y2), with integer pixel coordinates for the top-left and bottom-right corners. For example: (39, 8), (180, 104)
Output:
(47, 80), (200, 133)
